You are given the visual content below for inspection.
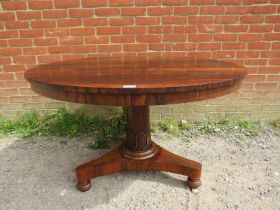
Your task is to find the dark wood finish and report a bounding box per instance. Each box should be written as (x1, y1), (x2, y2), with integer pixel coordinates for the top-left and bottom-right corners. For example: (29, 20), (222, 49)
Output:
(24, 56), (247, 192)
(76, 143), (202, 192)
(25, 56), (246, 106)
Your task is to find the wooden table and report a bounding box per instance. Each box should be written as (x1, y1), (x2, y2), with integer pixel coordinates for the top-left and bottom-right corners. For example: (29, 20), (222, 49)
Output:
(24, 56), (246, 192)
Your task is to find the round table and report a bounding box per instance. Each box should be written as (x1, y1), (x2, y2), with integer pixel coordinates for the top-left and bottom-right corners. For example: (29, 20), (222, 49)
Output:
(24, 56), (246, 192)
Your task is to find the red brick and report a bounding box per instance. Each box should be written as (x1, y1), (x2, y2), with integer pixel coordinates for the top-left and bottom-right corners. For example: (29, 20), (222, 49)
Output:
(189, 16), (213, 24)
(19, 29), (43, 38)
(82, 0), (107, 7)
(162, 16), (187, 24)
(0, 30), (18, 39)
(2, 1), (27, 10)
(240, 15), (264, 23)
(245, 59), (267, 66)
(244, 75), (266, 82)
(255, 83), (278, 90)
(198, 24), (223, 33)
(258, 67), (279, 74)
(163, 34), (186, 42)
(122, 26), (146, 34)
(261, 51), (280, 58)
(121, 8), (146, 16)
(8, 39), (32, 47)
(59, 37), (83, 45)
(83, 18), (108, 26)
(266, 15), (280, 23)
(264, 33), (280, 41)
(13, 56), (36, 64)
(0, 73), (14, 80)
(45, 28), (69, 37)
(37, 55), (61, 63)
(97, 27), (121, 35)
(48, 46), (72, 54)
(0, 12), (15, 20)
(0, 89), (18, 96)
(0, 57), (12, 65)
(187, 52), (211, 58)
(251, 5), (277, 14)
(95, 8), (120, 16)
(200, 6), (225, 15)
(0, 40), (7, 47)
(9, 96), (30, 103)
(23, 47), (46, 55)
(223, 42), (246, 50)
(173, 7), (199, 15)
(109, 0), (135, 6)
(248, 42), (271, 50)
(188, 34), (212, 42)
(198, 43), (221, 50)
(213, 34), (238, 41)
(85, 36), (109, 44)
(137, 35), (161, 43)
(3, 65), (25, 72)
(55, 0), (80, 8)
(225, 6), (250, 14)
(111, 36), (135, 43)
(148, 26), (172, 34)
(63, 54), (86, 61)
(31, 20), (56, 28)
(190, 0), (215, 4)
(110, 18), (134, 26)
(212, 51), (235, 59)
(71, 45), (96, 53)
(249, 25), (273, 32)
(267, 75), (280, 82)
(174, 25), (196, 33)
(43, 10), (68, 19)
(269, 59), (280, 65)
(214, 16), (239, 24)
(135, 0), (161, 6)
(163, 0), (188, 5)
(149, 43), (172, 51)
(0, 48), (22, 56)
(57, 19), (82, 27)
(172, 43), (196, 51)
(216, 0), (240, 4)
(237, 51), (259, 58)
(124, 44), (147, 52)
(148, 7), (173, 16)
(98, 45), (122, 53)
(28, 1), (53, 9)
(239, 34), (262, 41)
(70, 28), (95, 36)
(34, 38), (58, 46)
(243, 0), (270, 4)
(6, 81), (29, 88)
(224, 25), (248, 32)
(136, 17), (160, 25)
(17, 11), (41, 20)
(5, 21), (29, 29)
(272, 42), (280, 49)
(68, 9), (94, 18)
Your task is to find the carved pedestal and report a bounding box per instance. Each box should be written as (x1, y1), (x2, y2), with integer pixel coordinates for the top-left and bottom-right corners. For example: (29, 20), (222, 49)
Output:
(76, 106), (202, 192)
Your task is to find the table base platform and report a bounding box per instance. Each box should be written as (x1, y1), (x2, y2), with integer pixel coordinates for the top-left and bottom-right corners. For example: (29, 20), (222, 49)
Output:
(76, 106), (202, 192)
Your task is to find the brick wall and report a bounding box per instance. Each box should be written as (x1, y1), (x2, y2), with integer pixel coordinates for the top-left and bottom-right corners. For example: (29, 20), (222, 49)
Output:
(0, 0), (279, 121)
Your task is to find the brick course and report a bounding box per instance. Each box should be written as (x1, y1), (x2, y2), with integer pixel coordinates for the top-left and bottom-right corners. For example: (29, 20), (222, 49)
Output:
(0, 0), (279, 120)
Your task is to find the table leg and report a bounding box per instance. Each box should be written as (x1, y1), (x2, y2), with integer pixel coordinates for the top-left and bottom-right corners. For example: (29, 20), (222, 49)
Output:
(76, 106), (202, 192)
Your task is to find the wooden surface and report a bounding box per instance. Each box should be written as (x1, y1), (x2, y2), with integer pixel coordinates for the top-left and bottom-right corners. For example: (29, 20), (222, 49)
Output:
(24, 56), (246, 106)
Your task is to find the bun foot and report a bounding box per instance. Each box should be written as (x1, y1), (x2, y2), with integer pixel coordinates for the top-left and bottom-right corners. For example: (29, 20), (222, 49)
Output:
(77, 181), (91, 192)
(187, 177), (201, 189)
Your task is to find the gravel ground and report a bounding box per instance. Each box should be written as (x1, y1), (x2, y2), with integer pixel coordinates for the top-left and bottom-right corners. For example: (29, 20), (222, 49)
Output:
(0, 129), (279, 210)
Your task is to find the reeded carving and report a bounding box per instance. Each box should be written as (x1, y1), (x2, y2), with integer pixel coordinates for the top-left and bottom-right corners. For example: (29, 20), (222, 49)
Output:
(125, 129), (151, 151)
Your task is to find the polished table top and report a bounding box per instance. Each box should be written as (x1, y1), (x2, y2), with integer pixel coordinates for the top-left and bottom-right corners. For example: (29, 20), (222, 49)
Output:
(24, 56), (246, 106)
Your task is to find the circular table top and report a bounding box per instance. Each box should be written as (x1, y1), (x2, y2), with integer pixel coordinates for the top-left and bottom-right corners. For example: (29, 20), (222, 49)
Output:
(24, 56), (247, 106)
